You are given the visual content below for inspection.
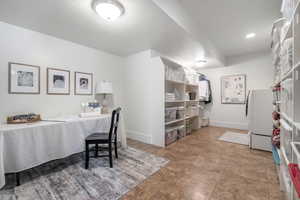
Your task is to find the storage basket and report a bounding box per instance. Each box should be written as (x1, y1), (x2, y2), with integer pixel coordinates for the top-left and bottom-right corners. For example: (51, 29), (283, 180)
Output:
(165, 107), (177, 122)
(177, 126), (186, 139)
(176, 107), (185, 119)
(165, 128), (178, 146)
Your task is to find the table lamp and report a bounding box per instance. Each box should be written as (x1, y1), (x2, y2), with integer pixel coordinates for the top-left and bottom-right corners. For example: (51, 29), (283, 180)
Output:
(96, 81), (113, 114)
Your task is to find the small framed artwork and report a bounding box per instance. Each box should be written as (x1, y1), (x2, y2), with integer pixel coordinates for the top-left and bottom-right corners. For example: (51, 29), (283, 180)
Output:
(221, 74), (246, 104)
(75, 72), (93, 95)
(9, 62), (40, 94)
(47, 68), (70, 95)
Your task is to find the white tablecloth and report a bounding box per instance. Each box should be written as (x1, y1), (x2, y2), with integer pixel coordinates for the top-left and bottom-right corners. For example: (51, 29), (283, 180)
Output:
(0, 115), (126, 189)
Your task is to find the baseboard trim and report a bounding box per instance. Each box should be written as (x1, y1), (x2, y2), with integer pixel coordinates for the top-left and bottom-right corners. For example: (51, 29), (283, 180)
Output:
(126, 130), (152, 144)
(210, 120), (248, 130)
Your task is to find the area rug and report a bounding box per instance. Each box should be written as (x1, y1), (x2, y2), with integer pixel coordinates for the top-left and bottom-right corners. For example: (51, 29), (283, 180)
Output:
(218, 131), (249, 146)
(0, 147), (168, 200)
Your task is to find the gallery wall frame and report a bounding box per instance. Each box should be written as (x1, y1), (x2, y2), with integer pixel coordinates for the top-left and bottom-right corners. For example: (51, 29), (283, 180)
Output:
(47, 68), (71, 95)
(221, 74), (246, 104)
(74, 72), (93, 95)
(8, 62), (40, 94)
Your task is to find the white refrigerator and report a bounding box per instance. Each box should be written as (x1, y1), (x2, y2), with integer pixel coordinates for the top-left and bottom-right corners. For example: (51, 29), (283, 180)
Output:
(247, 89), (273, 151)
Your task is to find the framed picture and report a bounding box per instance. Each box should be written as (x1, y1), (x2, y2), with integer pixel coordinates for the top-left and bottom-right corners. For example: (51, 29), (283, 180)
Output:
(75, 72), (93, 95)
(47, 68), (70, 95)
(9, 62), (40, 94)
(221, 74), (246, 104)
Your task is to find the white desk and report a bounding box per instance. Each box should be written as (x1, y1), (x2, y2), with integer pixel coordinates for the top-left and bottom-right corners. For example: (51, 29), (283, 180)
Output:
(0, 115), (126, 189)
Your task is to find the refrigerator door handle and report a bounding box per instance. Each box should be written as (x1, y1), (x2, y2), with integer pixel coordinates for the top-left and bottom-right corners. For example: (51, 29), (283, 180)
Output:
(245, 90), (251, 117)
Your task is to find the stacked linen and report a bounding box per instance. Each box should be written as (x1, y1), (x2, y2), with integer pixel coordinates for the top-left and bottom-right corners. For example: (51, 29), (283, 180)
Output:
(165, 93), (175, 101)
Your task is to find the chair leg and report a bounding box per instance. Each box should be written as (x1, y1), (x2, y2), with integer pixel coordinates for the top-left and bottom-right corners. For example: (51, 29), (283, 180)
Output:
(109, 143), (113, 168)
(16, 172), (20, 186)
(85, 142), (89, 169)
(114, 140), (118, 159)
(95, 144), (98, 157)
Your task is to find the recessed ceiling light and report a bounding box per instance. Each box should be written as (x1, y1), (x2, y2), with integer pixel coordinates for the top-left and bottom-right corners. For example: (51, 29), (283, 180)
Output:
(196, 59), (207, 63)
(92, 0), (125, 21)
(246, 33), (256, 39)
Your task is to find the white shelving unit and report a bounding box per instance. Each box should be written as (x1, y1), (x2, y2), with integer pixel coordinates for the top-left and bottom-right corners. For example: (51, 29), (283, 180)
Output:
(124, 51), (203, 148)
(164, 58), (201, 146)
(271, 1), (300, 199)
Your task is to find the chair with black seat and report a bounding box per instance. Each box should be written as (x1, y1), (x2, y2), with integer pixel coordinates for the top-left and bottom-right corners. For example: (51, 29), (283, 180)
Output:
(85, 107), (121, 169)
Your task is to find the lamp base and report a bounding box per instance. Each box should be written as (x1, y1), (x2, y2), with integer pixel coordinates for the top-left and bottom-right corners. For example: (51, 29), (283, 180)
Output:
(101, 106), (110, 114)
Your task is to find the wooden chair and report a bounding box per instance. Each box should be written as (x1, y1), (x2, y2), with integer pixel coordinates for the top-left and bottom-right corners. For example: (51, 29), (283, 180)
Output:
(85, 107), (121, 169)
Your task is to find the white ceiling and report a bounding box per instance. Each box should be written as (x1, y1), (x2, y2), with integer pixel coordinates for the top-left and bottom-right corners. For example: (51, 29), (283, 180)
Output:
(0, 0), (173, 56)
(0, 0), (282, 67)
(178, 0), (282, 57)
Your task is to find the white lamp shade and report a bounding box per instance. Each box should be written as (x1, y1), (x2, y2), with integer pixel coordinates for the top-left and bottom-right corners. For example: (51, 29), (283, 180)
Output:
(96, 81), (113, 94)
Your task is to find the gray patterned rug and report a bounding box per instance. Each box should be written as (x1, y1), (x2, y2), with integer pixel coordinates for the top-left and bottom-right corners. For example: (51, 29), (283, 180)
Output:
(0, 147), (168, 200)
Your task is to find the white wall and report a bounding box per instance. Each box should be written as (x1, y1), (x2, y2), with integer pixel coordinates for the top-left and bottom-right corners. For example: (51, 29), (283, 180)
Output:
(123, 50), (165, 146)
(200, 51), (274, 130)
(0, 22), (125, 123)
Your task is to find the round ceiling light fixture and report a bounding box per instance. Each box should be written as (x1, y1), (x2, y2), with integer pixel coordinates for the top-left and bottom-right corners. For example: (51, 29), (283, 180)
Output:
(92, 0), (125, 21)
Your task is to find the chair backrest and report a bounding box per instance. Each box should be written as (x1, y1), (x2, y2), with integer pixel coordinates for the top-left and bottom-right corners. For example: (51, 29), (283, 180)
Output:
(109, 107), (121, 142)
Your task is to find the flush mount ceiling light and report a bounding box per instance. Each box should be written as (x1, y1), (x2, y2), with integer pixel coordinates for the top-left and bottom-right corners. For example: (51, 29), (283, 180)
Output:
(246, 33), (256, 39)
(92, 0), (125, 21)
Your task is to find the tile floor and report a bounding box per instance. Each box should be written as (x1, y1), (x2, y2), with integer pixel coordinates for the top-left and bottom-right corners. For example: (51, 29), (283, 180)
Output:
(122, 126), (284, 200)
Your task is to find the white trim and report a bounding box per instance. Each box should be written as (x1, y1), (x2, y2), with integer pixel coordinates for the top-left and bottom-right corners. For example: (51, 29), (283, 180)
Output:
(210, 120), (248, 130)
(126, 130), (152, 144)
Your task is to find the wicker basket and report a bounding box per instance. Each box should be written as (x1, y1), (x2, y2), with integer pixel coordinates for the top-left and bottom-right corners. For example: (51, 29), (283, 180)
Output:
(7, 114), (41, 124)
